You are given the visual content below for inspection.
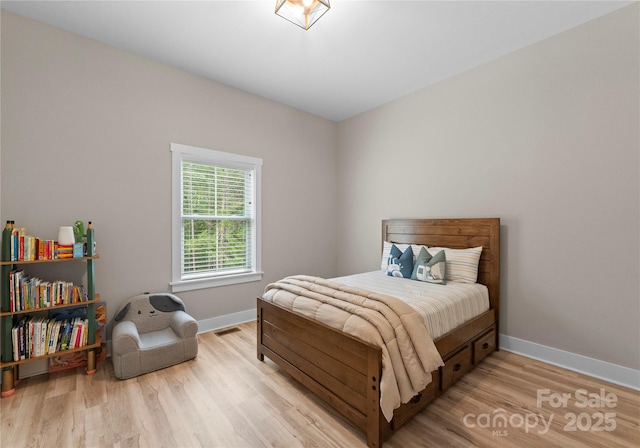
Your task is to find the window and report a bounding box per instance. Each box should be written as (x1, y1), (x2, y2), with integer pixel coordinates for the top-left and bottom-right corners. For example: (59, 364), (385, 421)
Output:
(171, 143), (262, 292)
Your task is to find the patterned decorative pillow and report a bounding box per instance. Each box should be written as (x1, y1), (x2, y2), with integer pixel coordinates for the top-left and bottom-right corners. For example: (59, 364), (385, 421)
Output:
(381, 241), (403, 271)
(386, 244), (414, 278)
(381, 241), (426, 271)
(428, 246), (483, 283)
(412, 247), (446, 284)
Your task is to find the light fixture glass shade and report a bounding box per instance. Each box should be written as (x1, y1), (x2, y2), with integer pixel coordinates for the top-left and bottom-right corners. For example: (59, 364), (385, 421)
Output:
(275, 0), (330, 30)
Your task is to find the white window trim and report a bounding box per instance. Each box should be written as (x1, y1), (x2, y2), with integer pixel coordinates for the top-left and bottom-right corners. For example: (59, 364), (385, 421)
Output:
(170, 143), (263, 292)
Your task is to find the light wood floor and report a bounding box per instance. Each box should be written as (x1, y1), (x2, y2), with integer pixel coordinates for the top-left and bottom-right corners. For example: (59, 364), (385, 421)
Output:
(1, 322), (638, 447)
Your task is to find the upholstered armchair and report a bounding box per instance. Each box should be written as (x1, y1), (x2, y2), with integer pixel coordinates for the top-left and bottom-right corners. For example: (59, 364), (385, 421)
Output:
(111, 293), (198, 379)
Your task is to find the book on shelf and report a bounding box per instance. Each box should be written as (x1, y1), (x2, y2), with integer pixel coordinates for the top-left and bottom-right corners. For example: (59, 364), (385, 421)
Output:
(6, 225), (66, 262)
(6, 269), (87, 313)
(58, 319), (71, 351)
(18, 316), (26, 360)
(8, 308), (95, 361)
(49, 302), (106, 373)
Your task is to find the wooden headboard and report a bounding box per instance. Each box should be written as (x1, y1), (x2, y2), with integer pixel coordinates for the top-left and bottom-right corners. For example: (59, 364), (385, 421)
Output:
(382, 218), (500, 332)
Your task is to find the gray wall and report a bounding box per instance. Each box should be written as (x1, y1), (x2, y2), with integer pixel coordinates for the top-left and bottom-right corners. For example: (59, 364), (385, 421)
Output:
(336, 5), (639, 370)
(0, 11), (338, 325)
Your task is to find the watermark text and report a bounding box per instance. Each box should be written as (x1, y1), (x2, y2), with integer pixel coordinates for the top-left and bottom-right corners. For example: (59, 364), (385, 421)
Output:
(463, 388), (618, 436)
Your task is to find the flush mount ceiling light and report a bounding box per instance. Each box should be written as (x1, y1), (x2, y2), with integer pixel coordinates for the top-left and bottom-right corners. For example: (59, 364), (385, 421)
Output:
(275, 0), (330, 30)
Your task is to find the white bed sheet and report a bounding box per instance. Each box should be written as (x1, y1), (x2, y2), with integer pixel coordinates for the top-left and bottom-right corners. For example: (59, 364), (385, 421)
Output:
(330, 271), (490, 339)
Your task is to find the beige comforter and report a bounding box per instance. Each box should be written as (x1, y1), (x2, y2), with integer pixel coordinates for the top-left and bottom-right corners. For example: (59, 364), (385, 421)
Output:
(262, 275), (444, 422)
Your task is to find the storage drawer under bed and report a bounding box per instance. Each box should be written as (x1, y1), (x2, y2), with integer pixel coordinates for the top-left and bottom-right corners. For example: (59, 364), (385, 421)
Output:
(473, 327), (496, 364)
(440, 345), (473, 391)
(439, 325), (496, 391)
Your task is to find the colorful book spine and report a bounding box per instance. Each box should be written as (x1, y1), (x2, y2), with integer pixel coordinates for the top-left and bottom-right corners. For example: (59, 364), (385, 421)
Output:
(7, 225), (58, 261)
(10, 314), (95, 358)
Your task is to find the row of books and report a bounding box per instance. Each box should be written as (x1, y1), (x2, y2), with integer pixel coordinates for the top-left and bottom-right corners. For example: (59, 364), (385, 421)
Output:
(11, 315), (89, 361)
(7, 226), (65, 261)
(8, 270), (87, 312)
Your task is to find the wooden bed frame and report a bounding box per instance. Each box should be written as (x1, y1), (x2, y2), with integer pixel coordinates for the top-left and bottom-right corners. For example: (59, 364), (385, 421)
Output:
(257, 218), (500, 447)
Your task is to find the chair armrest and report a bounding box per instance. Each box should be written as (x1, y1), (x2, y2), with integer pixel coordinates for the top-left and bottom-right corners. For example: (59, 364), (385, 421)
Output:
(170, 311), (198, 338)
(112, 321), (141, 354)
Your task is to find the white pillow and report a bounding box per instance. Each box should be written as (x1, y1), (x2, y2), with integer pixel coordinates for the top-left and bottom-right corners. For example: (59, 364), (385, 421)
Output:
(427, 246), (483, 283)
(381, 241), (427, 271)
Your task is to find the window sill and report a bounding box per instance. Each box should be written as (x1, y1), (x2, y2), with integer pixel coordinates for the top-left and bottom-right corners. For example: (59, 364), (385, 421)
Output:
(170, 271), (264, 292)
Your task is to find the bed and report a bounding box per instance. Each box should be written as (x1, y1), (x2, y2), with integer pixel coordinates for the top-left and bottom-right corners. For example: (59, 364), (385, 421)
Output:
(257, 218), (500, 447)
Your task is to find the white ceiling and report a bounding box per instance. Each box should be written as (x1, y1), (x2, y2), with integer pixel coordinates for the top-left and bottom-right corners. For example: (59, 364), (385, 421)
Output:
(1, 1), (633, 122)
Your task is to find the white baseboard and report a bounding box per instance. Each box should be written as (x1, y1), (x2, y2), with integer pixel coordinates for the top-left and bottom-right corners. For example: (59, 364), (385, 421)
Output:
(500, 334), (640, 391)
(196, 308), (257, 334)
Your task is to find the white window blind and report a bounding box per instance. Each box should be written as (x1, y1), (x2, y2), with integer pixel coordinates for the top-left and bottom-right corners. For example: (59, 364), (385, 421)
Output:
(171, 144), (262, 291)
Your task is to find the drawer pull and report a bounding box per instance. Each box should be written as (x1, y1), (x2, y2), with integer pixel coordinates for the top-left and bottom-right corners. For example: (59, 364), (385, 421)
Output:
(482, 342), (489, 350)
(453, 363), (462, 372)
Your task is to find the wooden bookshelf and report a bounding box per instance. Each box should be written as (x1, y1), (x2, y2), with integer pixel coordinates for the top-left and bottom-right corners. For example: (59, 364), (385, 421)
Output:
(1, 222), (99, 397)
